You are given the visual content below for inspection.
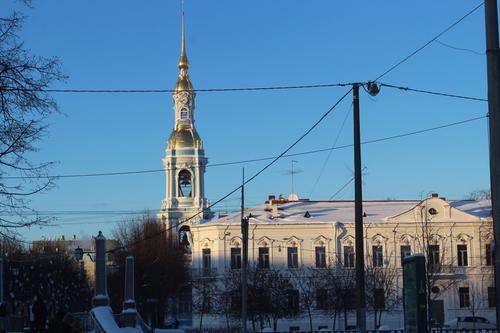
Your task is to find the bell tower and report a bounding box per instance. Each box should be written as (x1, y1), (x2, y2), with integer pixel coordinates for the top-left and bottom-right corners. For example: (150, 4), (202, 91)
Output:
(159, 12), (212, 237)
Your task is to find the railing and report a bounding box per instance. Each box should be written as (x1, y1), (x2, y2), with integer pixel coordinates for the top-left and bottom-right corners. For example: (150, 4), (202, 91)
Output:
(186, 329), (498, 333)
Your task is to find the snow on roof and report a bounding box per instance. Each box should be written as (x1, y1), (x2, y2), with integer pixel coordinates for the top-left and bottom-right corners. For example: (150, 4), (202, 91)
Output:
(449, 200), (492, 218)
(200, 199), (491, 227)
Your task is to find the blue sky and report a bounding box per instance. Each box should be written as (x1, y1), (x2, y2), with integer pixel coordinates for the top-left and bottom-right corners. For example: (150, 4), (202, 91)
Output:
(4, 0), (490, 240)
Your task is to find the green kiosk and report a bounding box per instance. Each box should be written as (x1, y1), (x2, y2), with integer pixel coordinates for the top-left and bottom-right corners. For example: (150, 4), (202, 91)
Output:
(403, 254), (428, 333)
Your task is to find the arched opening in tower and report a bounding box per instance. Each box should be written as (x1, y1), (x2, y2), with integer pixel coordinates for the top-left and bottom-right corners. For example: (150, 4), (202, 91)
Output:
(178, 169), (192, 197)
(178, 225), (192, 253)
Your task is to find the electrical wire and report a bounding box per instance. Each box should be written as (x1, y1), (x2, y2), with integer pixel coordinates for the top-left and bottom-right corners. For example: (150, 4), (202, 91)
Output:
(379, 83), (487, 102)
(105, 89), (353, 253)
(308, 102), (353, 198)
(374, 2), (484, 81)
(2, 82), (353, 94)
(434, 40), (484, 56)
(3, 113), (486, 180)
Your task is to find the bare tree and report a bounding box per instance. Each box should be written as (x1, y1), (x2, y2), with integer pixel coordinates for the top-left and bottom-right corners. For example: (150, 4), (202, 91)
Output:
(319, 262), (357, 330)
(192, 274), (217, 331)
(0, 1), (65, 232)
(466, 190), (491, 201)
(290, 266), (324, 331)
(109, 215), (188, 327)
(412, 205), (458, 328)
(6, 237), (92, 319)
(365, 253), (401, 328)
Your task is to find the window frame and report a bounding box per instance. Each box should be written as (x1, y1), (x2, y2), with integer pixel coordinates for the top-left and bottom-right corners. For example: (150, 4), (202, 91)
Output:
(202, 248), (211, 275)
(457, 244), (468, 267)
(400, 245), (411, 266)
(372, 245), (384, 267)
(230, 247), (241, 270)
(315, 246), (326, 268)
(343, 245), (355, 268)
(428, 244), (440, 267)
(258, 247), (270, 269)
(459, 287), (470, 308)
(287, 246), (299, 269)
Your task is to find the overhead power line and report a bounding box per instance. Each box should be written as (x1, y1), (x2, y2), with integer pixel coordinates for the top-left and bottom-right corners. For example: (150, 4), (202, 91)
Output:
(374, 2), (484, 81)
(106, 88), (353, 254)
(3, 113), (486, 180)
(379, 83), (487, 102)
(433, 40), (484, 56)
(3, 82), (353, 94)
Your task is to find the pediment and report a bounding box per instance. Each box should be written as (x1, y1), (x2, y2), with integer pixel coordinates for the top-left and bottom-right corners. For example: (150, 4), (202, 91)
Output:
(386, 197), (482, 223)
(284, 236), (303, 246)
(229, 236), (242, 247)
(400, 233), (415, 245)
(257, 236), (275, 247)
(312, 235), (330, 246)
(456, 233), (473, 243)
(200, 237), (214, 248)
(371, 233), (388, 244)
(341, 235), (355, 246)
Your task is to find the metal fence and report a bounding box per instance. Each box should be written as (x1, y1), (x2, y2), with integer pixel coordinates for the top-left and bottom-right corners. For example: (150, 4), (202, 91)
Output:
(186, 328), (497, 333)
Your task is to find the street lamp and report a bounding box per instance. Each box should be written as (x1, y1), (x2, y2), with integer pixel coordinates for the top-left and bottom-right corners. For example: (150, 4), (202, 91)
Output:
(73, 246), (94, 262)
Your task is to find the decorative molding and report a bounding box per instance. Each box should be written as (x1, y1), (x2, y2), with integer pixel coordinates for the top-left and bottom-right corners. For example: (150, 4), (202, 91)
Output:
(312, 235), (330, 246)
(455, 233), (473, 243)
(400, 234), (414, 245)
(200, 237), (213, 248)
(284, 236), (303, 247)
(257, 236), (274, 247)
(371, 233), (388, 245)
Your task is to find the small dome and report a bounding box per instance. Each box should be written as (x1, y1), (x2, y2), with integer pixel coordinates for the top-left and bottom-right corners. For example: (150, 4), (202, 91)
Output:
(167, 126), (202, 149)
(174, 74), (193, 93)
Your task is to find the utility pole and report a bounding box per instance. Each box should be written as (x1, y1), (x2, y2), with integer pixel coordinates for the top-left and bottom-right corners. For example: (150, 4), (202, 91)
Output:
(484, 0), (500, 327)
(0, 258), (3, 304)
(353, 83), (366, 333)
(241, 168), (248, 333)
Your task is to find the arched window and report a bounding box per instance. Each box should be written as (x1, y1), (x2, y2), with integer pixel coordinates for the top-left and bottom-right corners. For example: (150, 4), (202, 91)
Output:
(179, 225), (191, 252)
(180, 108), (188, 120)
(178, 170), (192, 197)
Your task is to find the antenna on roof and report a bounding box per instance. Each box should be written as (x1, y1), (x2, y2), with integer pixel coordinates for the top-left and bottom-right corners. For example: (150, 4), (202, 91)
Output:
(287, 160), (302, 201)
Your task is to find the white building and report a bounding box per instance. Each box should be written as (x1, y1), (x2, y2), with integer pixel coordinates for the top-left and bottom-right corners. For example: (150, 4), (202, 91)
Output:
(158, 13), (495, 332)
(189, 195), (494, 331)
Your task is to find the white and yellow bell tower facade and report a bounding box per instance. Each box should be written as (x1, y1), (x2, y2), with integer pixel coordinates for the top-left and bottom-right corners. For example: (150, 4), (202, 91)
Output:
(160, 13), (212, 239)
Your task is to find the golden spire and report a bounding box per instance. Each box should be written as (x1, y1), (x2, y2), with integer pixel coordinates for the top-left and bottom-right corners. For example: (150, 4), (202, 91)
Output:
(178, 8), (189, 70)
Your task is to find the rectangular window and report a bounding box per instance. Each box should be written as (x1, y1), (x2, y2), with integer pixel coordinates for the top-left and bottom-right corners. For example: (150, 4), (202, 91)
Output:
(374, 288), (385, 309)
(343, 245), (355, 268)
(288, 289), (300, 313)
(230, 247), (241, 269)
(180, 111), (188, 120)
(315, 246), (326, 268)
(457, 244), (468, 267)
(258, 247), (270, 269)
(372, 245), (383, 267)
(488, 287), (496, 308)
(202, 248), (211, 275)
(400, 245), (411, 265)
(316, 289), (328, 310)
(288, 247), (298, 268)
(428, 245), (440, 267)
(486, 244), (494, 266)
(459, 287), (470, 308)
